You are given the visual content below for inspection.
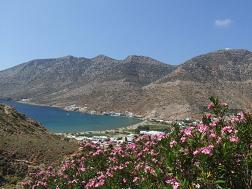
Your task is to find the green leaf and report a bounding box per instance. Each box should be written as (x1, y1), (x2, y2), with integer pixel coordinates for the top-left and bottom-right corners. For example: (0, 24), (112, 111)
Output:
(215, 179), (226, 184)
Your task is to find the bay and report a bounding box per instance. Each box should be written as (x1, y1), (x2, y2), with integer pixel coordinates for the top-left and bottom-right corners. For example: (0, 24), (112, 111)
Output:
(0, 100), (141, 133)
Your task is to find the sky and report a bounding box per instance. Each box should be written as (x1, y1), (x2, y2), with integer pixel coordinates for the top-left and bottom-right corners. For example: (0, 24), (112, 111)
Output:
(0, 0), (252, 70)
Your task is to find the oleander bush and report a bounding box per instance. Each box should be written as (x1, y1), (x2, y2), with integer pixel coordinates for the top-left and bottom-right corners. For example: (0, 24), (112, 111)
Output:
(22, 97), (252, 189)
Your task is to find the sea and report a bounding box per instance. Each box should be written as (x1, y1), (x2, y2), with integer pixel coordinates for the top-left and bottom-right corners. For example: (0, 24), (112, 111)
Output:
(0, 100), (141, 133)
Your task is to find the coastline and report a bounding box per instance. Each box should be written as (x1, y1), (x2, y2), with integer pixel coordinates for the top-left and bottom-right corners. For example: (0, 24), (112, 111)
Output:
(54, 120), (150, 142)
(54, 120), (147, 135)
(1, 99), (180, 142)
(1, 99), (177, 137)
(16, 99), (145, 120)
(3, 99), (146, 131)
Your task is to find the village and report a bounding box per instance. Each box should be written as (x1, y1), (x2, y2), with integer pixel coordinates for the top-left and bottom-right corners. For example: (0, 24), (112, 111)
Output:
(63, 104), (141, 118)
(58, 117), (200, 145)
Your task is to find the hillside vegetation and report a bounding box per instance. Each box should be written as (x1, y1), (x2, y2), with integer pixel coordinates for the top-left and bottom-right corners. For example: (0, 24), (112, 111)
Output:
(22, 97), (252, 189)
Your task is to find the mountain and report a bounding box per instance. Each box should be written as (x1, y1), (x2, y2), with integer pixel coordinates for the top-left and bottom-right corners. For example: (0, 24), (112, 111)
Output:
(0, 104), (78, 186)
(158, 49), (252, 82)
(144, 49), (252, 119)
(0, 54), (175, 113)
(0, 49), (251, 120)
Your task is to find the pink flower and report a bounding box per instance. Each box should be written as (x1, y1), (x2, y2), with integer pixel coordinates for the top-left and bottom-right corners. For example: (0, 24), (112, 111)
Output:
(144, 165), (156, 176)
(86, 179), (95, 188)
(193, 149), (200, 156)
(229, 136), (239, 143)
(79, 166), (86, 172)
(109, 157), (118, 163)
(170, 140), (177, 148)
(127, 143), (136, 149)
(205, 113), (212, 119)
(208, 103), (214, 109)
(209, 131), (217, 139)
(180, 136), (187, 143)
(201, 145), (214, 155)
(193, 145), (214, 156)
(165, 177), (180, 189)
(182, 127), (194, 136)
(216, 136), (222, 144)
(209, 120), (218, 127)
(152, 158), (158, 163)
(221, 126), (233, 135)
(197, 124), (208, 133)
(237, 112), (245, 120)
(94, 179), (105, 188)
(106, 170), (113, 178)
(47, 166), (53, 171)
(154, 133), (166, 140)
(133, 177), (140, 183)
(231, 112), (245, 123)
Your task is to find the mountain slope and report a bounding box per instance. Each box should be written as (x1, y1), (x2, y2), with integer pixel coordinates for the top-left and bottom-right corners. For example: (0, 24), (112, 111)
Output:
(0, 49), (251, 120)
(144, 49), (252, 119)
(0, 104), (78, 186)
(0, 55), (175, 112)
(157, 49), (252, 83)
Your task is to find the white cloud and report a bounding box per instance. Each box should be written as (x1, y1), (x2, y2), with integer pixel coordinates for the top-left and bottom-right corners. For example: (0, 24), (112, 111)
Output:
(214, 19), (232, 28)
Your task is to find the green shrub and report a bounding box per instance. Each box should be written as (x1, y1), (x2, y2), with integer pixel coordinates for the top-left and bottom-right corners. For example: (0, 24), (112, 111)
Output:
(22, 97), (252, 189)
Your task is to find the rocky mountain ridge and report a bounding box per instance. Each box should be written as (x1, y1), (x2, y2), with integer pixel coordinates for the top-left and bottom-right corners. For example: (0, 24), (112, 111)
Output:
(0, 49), (251, 120)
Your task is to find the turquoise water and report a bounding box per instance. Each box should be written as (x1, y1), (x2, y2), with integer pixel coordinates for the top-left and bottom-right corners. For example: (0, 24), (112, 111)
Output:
(0, 100), (140, 133)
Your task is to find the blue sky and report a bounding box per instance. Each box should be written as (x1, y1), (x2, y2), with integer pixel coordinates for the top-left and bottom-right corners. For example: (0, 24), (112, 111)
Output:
(0, 0), (252, 70)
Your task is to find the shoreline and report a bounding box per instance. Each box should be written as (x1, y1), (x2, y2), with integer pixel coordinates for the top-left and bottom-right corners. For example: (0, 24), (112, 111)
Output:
(53, 121), (145, 136)
(53, 120), (152, 142)
(3, 98), (187, 124)
(16, 99), (144, 120)
(1, 98), (183, 143)
(1, 99), (180, 136)
(0, 98), (147, 133)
